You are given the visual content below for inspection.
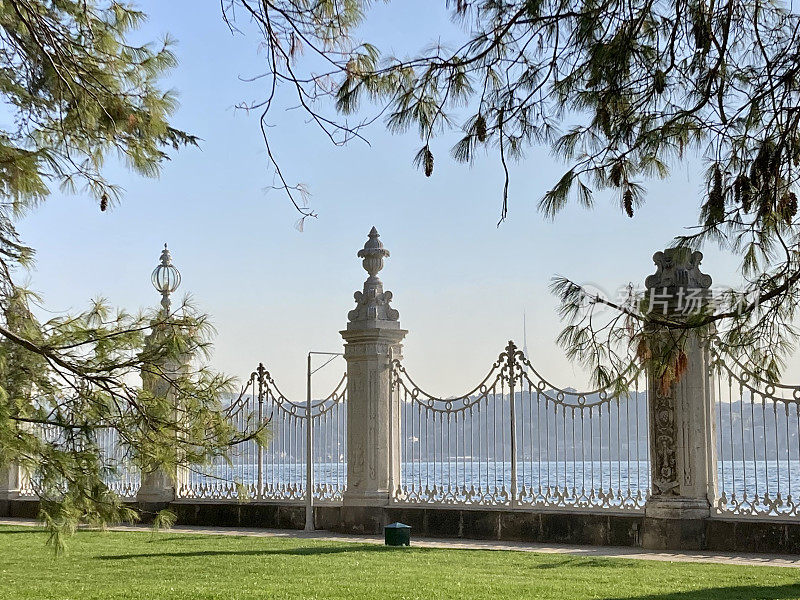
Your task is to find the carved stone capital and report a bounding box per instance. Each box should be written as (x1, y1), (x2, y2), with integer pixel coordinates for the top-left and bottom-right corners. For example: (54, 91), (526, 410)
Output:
(646, 248), (712, 291)
(645, 248), (713, 317)
(348, 289), (400, 324)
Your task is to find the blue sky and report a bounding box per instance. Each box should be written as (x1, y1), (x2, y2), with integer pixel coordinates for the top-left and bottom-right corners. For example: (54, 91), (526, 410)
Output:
(17, 1), (788, 398)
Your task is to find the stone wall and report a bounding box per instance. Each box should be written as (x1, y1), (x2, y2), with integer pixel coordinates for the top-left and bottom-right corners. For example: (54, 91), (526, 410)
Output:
(7, 498), (800, 554)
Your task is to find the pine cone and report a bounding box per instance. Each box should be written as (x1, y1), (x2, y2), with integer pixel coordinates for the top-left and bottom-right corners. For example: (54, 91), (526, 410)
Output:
(424, 146), (434, 177)
(779, 191), (798, 225)
(707, 165), (725, 223)
(623, 189), (634, 218)
(610, 162), (623, 188)
(713, 164), (722, 193)
(475, 114), (487, 143)
(653, 70), (666, 95)
(741, 177), (753, 213)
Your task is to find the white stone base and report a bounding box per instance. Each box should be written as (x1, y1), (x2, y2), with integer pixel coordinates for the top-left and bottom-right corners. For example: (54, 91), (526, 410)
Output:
(645, 496), (711, 520)
(342, 490), (390, 507)
(136, 470), (175, 505)
(0, 465), (19, 499)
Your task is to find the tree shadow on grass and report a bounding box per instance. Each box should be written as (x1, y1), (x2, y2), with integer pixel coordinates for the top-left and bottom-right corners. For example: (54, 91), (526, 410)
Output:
(601, 584), (800, 600)
(145, 535), (212, 543)
(533, 557), (615, 569)
(0, 528), (42, 535)
(96, 550), (641, 567)
(96, 544), (398, 560)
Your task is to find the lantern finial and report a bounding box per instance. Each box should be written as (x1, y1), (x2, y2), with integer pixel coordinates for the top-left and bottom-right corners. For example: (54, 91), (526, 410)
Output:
(151, 243), (181, 314)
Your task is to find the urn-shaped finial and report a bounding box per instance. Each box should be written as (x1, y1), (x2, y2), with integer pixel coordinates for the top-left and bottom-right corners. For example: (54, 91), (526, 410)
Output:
(357, 226), (390, 279)
(348, 227), (400, 326)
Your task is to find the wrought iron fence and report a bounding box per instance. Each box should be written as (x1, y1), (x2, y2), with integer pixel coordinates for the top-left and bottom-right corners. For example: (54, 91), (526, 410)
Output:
(23, 338), (800, 520)
(18, 424), (141, 499)
(18, 423), (60, 498)
(392, 351), (512, 506)
(712, 341), (800, 517)
(96, 427), (141, 498)
(178, 364), (347, 503)
(391, 342), (650, 510)
(18, 365), (347, 504)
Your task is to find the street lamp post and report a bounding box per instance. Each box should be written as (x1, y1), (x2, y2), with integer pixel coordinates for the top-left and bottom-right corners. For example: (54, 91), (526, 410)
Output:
(305, 351), (343, 532)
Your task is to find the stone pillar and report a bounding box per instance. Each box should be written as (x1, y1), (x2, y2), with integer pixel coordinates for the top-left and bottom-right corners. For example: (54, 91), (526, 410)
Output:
(136, 323), (190, 510)
(340, 227), (407, 533)
(137, 245), (188, 512)
(641, 248), (718, 550)
(0, 463), (19, 516)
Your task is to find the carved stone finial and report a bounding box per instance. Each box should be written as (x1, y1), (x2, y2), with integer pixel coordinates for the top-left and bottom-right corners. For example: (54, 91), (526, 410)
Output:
(357, 226), (390, 280)
(348, 227), (400, 327)
(645, 248), (712, 316)
(160, 243), (171, 266)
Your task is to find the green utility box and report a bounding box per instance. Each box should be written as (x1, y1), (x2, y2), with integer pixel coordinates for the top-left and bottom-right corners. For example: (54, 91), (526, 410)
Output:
(384, 522), (411, 547)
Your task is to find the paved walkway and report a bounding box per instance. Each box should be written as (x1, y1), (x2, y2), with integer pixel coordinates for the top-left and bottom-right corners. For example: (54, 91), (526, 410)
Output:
(2, 517), (799, 568)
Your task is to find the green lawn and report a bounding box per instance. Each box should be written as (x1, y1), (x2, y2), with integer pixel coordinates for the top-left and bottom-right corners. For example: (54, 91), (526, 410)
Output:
(0, 525), (799, 600)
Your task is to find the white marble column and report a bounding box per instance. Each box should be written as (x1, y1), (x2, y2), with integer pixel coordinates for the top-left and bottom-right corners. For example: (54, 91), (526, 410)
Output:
(341, 227), (407, 509)
(136, 244), (192, 506)
(642, 248), (718, 549)
(136, 337), (188, 506)
(137, 245), (189, 507)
